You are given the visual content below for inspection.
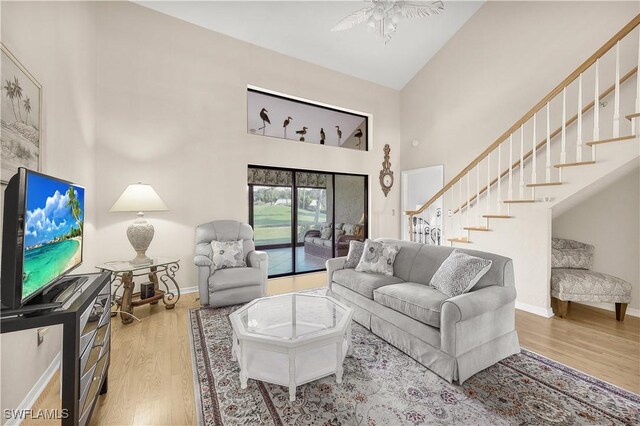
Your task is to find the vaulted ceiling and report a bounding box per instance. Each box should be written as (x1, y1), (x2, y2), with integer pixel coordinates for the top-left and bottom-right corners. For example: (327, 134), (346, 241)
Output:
(135, 1), (483, 90)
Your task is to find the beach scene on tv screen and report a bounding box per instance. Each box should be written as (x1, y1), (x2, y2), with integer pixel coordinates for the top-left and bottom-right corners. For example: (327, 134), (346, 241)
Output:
(23, 173), (84, 300)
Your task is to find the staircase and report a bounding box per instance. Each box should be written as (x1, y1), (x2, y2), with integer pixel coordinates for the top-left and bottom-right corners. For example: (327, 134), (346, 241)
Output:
(405, 15), (640, 316)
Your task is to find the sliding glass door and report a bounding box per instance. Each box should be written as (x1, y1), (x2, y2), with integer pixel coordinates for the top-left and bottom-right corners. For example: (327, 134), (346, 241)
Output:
(251, 185), (293, 275)
(249, 166), (367, 278)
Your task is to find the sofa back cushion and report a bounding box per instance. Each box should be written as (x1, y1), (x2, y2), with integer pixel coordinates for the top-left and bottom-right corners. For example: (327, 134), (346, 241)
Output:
(376, 238), (424, 282)
(375, 239), (514, 290)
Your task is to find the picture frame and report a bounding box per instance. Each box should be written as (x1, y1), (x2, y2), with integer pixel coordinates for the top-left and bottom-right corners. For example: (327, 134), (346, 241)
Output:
(247, 86), (368, 151)
(1, 43), (42, 184)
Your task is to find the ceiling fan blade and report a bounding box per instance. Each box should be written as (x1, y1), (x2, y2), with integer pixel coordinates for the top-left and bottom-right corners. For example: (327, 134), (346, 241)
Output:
(330, 7), (374, 32)
(401, 1), (445, 18)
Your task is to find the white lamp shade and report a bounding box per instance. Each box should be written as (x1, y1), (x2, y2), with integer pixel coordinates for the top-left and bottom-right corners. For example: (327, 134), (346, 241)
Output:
(110, 183), (168, 213)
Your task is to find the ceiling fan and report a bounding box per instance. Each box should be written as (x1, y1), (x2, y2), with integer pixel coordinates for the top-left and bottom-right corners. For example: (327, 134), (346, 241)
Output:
(331, 0), (445, 45)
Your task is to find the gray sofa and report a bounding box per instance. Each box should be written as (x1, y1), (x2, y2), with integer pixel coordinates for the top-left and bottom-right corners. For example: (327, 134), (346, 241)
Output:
(327, 238), (520, 384)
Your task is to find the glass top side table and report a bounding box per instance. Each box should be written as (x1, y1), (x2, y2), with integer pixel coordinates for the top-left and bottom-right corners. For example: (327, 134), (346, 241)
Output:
(96, 257), (180, 324)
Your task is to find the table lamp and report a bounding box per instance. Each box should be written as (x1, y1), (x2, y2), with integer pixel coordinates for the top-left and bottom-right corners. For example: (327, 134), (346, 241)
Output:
(110, 182), (168, 265)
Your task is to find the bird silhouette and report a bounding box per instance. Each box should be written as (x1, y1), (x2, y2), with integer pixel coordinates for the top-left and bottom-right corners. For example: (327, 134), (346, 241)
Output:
(354, 128), (364, 148)
(320, 128), (326, 145)
(259, 108), (270, 135)
(296, 127), (308, 142)
(336, 126), (342, 144)
(283, 116), (293, 138)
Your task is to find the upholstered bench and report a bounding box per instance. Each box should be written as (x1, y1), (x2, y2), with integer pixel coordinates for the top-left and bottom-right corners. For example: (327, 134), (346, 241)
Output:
(550, 238), (632, 321)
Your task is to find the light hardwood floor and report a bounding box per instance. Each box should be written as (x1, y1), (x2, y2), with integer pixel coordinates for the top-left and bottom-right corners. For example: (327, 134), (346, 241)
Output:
(25, 273), (639, 425)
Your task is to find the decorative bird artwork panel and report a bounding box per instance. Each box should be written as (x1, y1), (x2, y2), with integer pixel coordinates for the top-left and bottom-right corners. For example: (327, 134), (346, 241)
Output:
(247, 88), (368, 151)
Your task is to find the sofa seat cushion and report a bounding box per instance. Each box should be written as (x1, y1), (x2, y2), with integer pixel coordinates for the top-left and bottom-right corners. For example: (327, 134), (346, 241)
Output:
(551, 268), (632, 303)
(332, 269), (404, 299)
(374, 282), (448, 328)
(304, 236), (315, 243)
(209, 267), (262, 292)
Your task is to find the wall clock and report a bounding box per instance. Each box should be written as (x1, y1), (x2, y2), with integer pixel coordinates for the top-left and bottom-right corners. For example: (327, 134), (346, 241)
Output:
(379, 144), (394, 197)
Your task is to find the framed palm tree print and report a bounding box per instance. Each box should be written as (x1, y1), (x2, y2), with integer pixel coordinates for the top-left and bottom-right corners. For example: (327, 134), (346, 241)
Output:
(1, 43), (42, 184)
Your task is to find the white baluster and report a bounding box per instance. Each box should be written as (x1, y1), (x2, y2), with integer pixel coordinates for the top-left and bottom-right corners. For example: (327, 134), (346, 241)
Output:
(613, 42), (620, 138)
(635, 28), (640, 134)
(466, 172), (470, 230)
(560, 88), (567, 181)
(508, 134), (514, 201)
(546, 102), (551, 182)
(593, 59), (599, 161)
(476, 164), (480, 226)
(497, 144), (502, 214)
(458, 179), (463, 238)
(519, 124), (524, 199)
(532, 113), (537, 185)
(576, 73), (583, 162)
(486, 152), (491, 217)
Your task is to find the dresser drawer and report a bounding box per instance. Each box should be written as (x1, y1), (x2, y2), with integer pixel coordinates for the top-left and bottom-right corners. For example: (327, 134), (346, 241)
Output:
(80, 352), (109, 423)
(78, 363), (98, 411)
(81, 323), (110, 376)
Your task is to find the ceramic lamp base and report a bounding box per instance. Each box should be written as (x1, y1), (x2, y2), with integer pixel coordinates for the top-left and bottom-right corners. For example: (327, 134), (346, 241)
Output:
(127, 214), (154, 265)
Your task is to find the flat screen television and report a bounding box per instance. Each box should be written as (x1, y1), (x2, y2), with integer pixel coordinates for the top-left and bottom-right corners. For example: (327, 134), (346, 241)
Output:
(1, 168), (85, 309)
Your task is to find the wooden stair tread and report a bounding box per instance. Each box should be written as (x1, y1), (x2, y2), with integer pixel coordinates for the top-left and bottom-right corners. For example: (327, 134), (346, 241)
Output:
(554, 161), (596, 168)
(447, 237), (471, 243)
(463, 226), (490, 231)
(502, 199), (536, 203)
(585, 135), (636, 146)
(527, 181), (563, 187)
(483, 215), (513, 219)
(625, 112), (640, 120)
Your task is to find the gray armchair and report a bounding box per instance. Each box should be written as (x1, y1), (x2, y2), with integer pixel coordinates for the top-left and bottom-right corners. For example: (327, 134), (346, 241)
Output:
(194, 220), (268, 307)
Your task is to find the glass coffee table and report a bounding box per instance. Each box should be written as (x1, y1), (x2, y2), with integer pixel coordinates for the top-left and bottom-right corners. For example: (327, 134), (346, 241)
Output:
(229, 293), (353, 401)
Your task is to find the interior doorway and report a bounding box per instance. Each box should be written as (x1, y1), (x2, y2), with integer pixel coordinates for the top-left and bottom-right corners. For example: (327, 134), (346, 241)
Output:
(401, 165), (444, 243)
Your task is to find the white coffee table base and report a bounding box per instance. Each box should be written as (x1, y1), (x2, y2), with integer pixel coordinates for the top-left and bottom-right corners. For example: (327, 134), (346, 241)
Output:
(232, 326), (352, 401)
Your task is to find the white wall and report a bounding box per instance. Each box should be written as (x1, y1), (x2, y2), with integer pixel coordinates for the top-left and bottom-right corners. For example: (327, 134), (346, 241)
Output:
(92, 1), (401, 289)
(553, 165), (640, 315)
(0, 1), (97, 419)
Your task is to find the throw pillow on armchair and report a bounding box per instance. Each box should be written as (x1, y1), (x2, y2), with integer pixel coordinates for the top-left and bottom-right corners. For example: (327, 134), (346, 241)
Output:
(210, 240), (246, 271)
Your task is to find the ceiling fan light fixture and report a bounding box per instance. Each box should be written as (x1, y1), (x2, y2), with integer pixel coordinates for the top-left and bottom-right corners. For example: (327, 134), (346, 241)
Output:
(330, 0), (445, 44)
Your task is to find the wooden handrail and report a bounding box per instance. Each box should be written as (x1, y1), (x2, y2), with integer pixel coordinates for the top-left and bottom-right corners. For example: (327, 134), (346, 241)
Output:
(452, 66), (638, 214)
(406, 13), (640, 216)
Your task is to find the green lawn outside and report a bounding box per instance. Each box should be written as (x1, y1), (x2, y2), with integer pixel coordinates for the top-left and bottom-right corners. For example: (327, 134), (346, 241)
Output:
(253, 204), (327, 245)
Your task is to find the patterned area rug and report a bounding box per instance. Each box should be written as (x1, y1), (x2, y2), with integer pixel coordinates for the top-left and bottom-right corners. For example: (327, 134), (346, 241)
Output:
(189, 305), (640, 425)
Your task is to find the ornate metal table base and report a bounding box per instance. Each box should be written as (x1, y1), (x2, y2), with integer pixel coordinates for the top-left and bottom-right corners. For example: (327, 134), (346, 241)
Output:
(97, 258), (180, 324)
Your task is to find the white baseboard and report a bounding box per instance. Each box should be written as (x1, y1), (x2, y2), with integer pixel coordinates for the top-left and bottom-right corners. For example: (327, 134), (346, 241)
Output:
(7, 352), (61, 426)
(181, 285), (199, 295)
(515, 301), (554, 318)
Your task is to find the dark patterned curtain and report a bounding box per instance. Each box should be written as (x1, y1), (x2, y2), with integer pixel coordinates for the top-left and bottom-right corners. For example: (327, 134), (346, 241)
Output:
(247, 168), (328, 188)
(295, 172), (327, 188)
(248, 168), (293, 186)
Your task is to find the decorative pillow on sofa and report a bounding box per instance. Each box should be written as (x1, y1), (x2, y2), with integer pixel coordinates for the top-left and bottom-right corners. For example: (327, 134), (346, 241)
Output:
(343, 224), (355, 235)
(430, 250), (492, 298)
(355, 239), (400, 276)
(210, 240), (246, 271)
(344, 240), (365, 268)
(320, 225), (333, 240)
(551, 238), (593, 269)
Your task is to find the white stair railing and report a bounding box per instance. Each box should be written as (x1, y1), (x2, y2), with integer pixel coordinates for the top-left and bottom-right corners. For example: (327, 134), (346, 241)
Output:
(405, 15), (640, 244)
